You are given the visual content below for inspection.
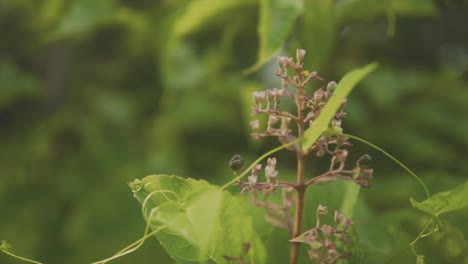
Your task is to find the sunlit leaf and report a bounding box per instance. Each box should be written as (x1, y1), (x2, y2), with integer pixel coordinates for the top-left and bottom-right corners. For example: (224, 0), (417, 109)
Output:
(173, 0), (254, 39)
(410, 181), (468, 216)
(245, 0), (303, 73)
(129, 175), (266, 263)
(301, 63), (378, 151)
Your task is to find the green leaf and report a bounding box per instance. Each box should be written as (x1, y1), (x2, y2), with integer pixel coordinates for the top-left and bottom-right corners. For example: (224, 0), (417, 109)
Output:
(410, 181), (468, 216)
(173, 0), (254, 39)
(339, 178), (361, 219)
(129, 175), (266, 263)
(47, 0), (116, 40)
(300, 0), (336, 71)
(245, 0), (303, 73)
(301, 62), (378, 151)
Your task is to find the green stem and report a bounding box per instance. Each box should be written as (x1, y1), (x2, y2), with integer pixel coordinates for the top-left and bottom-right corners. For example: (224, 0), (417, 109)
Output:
(91, 225), (166, 264)
(344, 134), (430, 199)
(0, 250), (43, 264)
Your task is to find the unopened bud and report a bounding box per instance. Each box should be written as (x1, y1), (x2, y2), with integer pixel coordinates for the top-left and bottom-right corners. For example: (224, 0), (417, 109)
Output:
(334, 210), (345, 225)
(280, 117), (291, 132)
(252, 91), (265, 107)
(229, 155), (244, 172)
(331, 119), (342, 128)
(343, 218), (353, 230)
(281, 78), (290, 89)
(316, 149), (325, 157)
(321, 224), (333, 239)
(313, 88), (325, 102)
(296, 48), (306, 63)
(248, 174), (257, 187)
(276, 56), (287, 70)
(357, 154), (372, 169)
(265, 157), (278, 183)
(282, 187), (295, 206)
(335, 149), (348, 163)
(327, 81), (337, 93)
(267, 115), (280, 129)
(250, 119), (260, 131)
(317, 204), (328, 217)
(266, 89), (276, 102)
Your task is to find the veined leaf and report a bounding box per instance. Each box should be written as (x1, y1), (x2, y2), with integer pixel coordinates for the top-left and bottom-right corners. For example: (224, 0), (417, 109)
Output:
(129, 175), (266, 263)
(410, 181), (468, 216)
(245, 0), (303, 73)
(301, 63), (378, 151)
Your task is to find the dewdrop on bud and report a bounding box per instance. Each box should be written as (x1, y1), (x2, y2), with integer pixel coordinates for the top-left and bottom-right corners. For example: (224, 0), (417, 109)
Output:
(327, 81), (337, 93)
(296, 48), (306, 63)
(357, 154), (372, 169)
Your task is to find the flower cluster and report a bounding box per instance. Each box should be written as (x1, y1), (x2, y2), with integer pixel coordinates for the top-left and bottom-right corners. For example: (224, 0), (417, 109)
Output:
(291, 204), (354, 264)
(237, 157), (281, 193)
(229, 48), (375, 263)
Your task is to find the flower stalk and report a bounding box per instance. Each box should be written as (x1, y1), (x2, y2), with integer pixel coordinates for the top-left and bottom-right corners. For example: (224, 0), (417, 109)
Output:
(231, 48), (374, 264)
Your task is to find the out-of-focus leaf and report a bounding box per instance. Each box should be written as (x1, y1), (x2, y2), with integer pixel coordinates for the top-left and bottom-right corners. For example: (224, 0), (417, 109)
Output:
(339, 177), (361, 219)
(410, 181), (468, 216)
(129, 175), (266, 263)
(245, 0), (303, 72)
(300, 0), (335, 71)
(47, 0), (115, 40)
(0, 63), (40, 107)
(173, 0), (254, 39)
(302, 63), (378, 151)
(389, 0), (437, 16)
(335, 0), (436, 24)
(264, 207), (291, 232)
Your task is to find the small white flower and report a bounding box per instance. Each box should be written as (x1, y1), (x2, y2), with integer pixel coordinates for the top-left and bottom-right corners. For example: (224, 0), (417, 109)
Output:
(296, 48), (306, 63)
(252, 91), (266, 109)
(267, 115), (280, 129)
(249, 119), (260, 131)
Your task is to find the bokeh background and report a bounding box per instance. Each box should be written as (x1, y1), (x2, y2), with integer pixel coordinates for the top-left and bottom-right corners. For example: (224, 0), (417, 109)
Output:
(1, 0), (467, 263)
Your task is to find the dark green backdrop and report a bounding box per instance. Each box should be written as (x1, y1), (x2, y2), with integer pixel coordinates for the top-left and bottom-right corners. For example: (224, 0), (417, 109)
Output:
(1, 0), (467, 263)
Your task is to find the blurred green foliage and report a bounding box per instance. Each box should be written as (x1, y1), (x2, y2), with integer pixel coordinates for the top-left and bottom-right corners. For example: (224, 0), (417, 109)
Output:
(1, 0), (467, 263)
